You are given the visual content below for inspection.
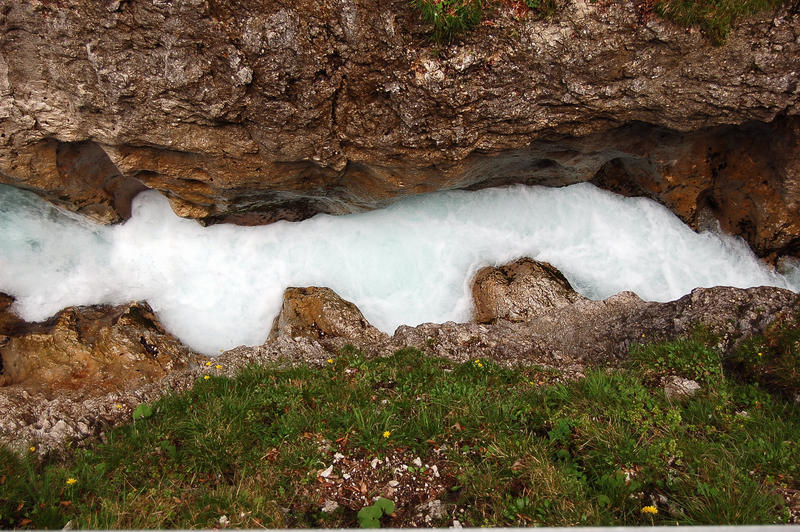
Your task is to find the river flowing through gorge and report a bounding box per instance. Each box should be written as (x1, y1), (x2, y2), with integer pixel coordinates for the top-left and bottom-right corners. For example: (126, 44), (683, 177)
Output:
(1, 182), (798, 356)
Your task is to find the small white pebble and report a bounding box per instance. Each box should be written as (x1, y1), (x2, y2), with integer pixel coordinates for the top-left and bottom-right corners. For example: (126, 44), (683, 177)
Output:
(412, 457), (423, 467)
(389, 480), (400, 487)
(371, 458), (380, 469)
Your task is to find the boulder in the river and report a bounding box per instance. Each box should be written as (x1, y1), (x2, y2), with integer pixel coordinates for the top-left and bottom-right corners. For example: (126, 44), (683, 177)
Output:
(472, 258), (586, 323)
(269, 287), (389, 348)
(0, 295), (202, 398)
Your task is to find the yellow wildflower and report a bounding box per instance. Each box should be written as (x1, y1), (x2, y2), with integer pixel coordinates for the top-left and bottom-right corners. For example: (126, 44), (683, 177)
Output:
(327, 358), (334, 364)
(383, 431), (391, 438)
(641, 505), (658, 515)
(29, 446), (35, 452)
(205, 361), (212, 366)
(215, 364), (222, 369)
(115, 404), (123, 409)
(204, 375), (210, 380)
(66, 478), (78, 486)
(757, 352), (763, 357)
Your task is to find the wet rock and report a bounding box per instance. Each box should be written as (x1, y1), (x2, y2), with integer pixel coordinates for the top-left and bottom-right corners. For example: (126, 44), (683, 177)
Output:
(0, 295), (202, 398)
(663, 376), (701, 401)
(0, 1), (798, 257)
(472, 258), (585, 323)
(268, 286), (389, 348)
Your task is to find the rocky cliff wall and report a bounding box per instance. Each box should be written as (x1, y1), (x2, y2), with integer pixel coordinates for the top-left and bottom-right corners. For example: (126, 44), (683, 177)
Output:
(1, 0), (799, 256)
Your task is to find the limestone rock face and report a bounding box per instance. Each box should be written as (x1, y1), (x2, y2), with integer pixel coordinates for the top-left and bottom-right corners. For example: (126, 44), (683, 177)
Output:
(269, 286), (389, 347)
(0, 294), (202, 398)
(0, 0), (798, 257)
(472, 258), (585, 323)
(391, 286), (800, 368)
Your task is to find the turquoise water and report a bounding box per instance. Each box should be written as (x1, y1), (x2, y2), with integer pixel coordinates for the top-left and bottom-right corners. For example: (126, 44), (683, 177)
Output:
(0, 183), (796, 355)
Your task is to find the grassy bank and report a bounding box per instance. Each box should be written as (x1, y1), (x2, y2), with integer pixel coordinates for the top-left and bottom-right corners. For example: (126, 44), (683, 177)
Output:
(410, 0), (794, 44)
(1, 330), (799, 528)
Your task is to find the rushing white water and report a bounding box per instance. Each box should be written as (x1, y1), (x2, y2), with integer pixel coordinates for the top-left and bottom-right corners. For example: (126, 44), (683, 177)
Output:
(0, 182), (797, 355)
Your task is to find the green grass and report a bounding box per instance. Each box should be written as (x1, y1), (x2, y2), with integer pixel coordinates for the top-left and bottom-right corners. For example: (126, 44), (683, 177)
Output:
(408, 0), (792, 44)
(654, 0), (792, 44)
(1, 339), (799, 528)
(410, 0), (484, 43)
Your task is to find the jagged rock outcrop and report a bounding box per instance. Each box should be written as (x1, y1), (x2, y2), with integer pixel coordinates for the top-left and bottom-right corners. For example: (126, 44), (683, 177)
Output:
(268, 286), (389, 349)
(1, 0), (799, 257)
(0, 294), (203, 398)
(472, 258), (585, 323)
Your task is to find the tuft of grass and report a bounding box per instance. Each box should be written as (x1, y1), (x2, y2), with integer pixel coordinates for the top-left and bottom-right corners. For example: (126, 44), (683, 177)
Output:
(725, 312), (800, 400)
(1, 338), (799, 528)
(653, 0), (792, 44)
(410, 0), (484, 43)
(629, 328), (724, 387)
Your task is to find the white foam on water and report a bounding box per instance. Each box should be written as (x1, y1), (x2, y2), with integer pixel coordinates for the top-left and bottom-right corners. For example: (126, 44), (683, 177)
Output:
(0, 182), (796, 355)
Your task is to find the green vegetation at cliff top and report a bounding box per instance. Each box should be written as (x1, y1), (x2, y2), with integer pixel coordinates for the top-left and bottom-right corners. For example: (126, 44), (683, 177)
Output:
(410, 0), (794, 44)
(1, 326), (799, 528)
(654, 0), (793, 44)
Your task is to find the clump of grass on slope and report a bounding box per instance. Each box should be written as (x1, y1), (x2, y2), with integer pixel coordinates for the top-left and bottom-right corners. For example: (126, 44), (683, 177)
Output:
(654, 0), (793, 43)
(410, 0), (484, 43)
(1, 339), (799, 528)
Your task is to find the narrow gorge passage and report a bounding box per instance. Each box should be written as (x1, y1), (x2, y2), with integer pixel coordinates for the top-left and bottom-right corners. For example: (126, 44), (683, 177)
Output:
(0, 182), (797, 355)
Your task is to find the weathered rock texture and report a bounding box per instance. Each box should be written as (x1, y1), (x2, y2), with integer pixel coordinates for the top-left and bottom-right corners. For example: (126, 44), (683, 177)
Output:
(472, 258), (585, 323)
(268, 286), (389, 348)
(1, 0), (799, 256)
(0, 293), (203, 398)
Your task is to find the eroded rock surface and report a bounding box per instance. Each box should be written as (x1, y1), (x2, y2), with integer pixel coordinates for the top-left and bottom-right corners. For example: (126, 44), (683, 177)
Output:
(268, 286), (389, 349)
(0, 0), (798, 256)
(0, 294), (203, 398)
(472, 258), (585, 323)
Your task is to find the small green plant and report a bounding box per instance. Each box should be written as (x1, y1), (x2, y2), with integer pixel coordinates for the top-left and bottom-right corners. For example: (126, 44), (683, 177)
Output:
(357, 498), (395, 528)
(131, 403), (152, 421)
(410, 0), (483, 42)
(629, 329), (723, 386)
